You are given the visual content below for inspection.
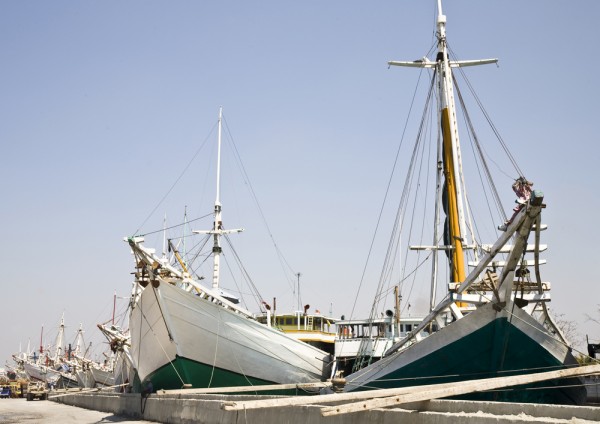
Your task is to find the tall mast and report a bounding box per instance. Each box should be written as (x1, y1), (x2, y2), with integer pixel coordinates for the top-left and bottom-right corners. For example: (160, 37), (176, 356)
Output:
(112, 290), (116, 325)
(388, 0), (497, 286)
(39, 325), (44, 355)
(54, 314), (65, 361)
(74, 323), (85, 357)
(194, 107), (243, 290)
(212, 107), (224, 289)
(216, 107), (223, 210)
(436, 3), (466, 284)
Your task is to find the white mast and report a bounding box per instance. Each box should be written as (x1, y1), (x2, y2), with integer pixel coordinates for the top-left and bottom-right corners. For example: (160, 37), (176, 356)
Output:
(212, 107), (224, 289)
(74, 323), (85, 357)
(194, 107), (243, 289)
(53, 314), (65, 361)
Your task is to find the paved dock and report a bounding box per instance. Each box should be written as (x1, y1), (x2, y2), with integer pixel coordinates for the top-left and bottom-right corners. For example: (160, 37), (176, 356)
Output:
(0, 398), (159, 424)
(50, 391), (600, 423)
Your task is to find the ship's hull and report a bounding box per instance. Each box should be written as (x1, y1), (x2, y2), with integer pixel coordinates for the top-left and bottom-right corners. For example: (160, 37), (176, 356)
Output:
(90, 367), (115, 387)
(76, 369), (96, 388)
(130, 281), (331, 391)
(23, 362), (60, 384)
(57, 372), (79, 389)
(344, 301), (586, 405)
(112, 350), (135, 392)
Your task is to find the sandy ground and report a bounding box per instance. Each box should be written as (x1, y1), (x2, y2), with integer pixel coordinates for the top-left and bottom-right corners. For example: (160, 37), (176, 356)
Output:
(0, 398), (159, 423)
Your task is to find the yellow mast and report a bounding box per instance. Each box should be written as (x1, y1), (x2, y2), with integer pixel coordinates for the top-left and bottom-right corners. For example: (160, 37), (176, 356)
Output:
(436, 1), (467, 285)
(441, 109), (465, 283)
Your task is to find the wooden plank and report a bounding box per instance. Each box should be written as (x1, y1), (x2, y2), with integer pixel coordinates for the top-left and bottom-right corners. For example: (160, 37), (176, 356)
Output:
(156, 381), (331, 396)
(468, 259), (546, 267)
(480, 244), (547, 253)
(320, 364), (600, 416)
(48, 383), (128, 399)
(221, 379), (466, 411)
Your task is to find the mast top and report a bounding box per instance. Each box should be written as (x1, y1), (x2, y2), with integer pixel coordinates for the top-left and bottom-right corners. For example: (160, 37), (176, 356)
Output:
(436, 0), (446, 42)
(216, 106), (223, 207)
(387, 1), (497, 70)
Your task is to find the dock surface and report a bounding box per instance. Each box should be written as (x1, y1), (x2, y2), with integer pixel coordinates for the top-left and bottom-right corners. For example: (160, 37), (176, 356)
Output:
(0, 398), (159, 424)
(50, 392), (600, 424)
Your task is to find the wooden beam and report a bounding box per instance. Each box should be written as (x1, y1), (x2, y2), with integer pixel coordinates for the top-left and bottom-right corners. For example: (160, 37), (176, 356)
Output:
(320, 364), (600, 416)
(156, 381), (331, 396)
(221, 379), (471, 411)
(221, 364), (599, 412)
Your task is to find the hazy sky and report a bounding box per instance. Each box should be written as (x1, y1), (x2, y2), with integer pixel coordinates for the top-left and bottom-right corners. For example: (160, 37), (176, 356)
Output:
(1, 1), (599, 367)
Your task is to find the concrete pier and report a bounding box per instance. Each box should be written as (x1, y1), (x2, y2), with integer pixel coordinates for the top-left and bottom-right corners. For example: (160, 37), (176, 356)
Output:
(52, 392), (600, 424)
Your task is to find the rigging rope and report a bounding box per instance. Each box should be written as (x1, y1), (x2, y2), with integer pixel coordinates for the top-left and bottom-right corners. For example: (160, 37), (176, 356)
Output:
(453, 77), (506, 222)
(352, 72), (437, 371)
(133, 123), (218, 236)
(348, 63), (432, 323)
(448, 43), (526, 179)
(223, 233), (265, 312)
(135, 214), (213, 238)
(222, 115), (299, 293)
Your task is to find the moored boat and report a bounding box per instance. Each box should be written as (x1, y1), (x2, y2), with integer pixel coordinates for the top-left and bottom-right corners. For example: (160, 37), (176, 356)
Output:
(342, 0), (587, 405)
(257, 307), (337, 355)
(334, 313), (425, 378)
(126, 108), (332, 391)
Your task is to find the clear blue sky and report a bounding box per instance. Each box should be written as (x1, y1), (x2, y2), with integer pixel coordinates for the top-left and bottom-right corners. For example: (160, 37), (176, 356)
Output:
(1, 0), (599, 366)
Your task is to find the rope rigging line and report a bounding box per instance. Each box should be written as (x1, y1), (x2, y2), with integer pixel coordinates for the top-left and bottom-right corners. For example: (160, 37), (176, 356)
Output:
(222, 232), (265, 312)
(207, 308), (222, 388)
(352, 73), (437, 370)
(448, 43), (525, 179)
(135, 213), (213, 239)
(396, 102), (435, 316)
(222, 114), (299, 293)
(375, 71), (437, 312)
(185, 233), (213, 278)
(453, 77), (507, 222)
(385, 74), (435, 284)
(134, 122), (218, 236)
(371, 249), (434, 306)
(348, 65), (433, 322)
(218, 244), (253, 312)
